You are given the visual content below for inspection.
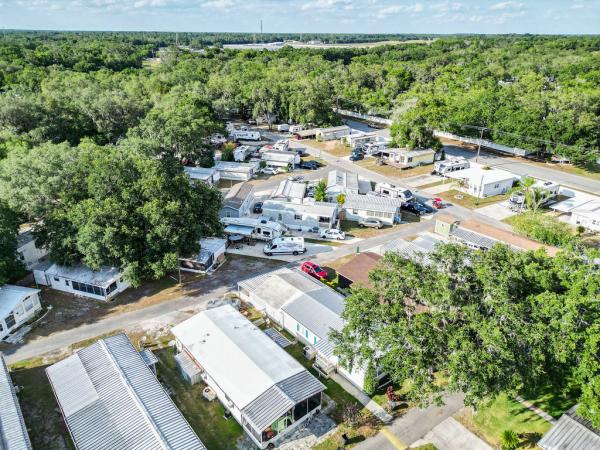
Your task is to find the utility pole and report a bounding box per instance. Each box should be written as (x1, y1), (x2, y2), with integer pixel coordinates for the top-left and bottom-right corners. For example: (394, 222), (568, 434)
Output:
(476, 127), (484, 163)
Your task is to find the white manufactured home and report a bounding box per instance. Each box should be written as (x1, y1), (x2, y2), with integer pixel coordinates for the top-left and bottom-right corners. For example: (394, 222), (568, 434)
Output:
(315, 125), (351, 141)
(343, 193), (403, 225)
(446, 167), (520, 198)
(0, 353), (33, 449)
(261, 150), (300, 169)
(16, 229), (48, 270)
(172, 305), (326, 449)
(0, 285), (42, 341)
(33, 263), (130, 301)
(261, 200), (339, 231)
(238, 268), (384, 392)
(326, 170), (360, 201)
(46, 333), (206, 450)
(214, 161), (258, 181)
(183, 166), (220, 186)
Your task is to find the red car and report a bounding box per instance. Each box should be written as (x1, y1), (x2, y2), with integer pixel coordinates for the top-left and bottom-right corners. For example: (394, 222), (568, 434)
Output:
(301, 261), (327, 280)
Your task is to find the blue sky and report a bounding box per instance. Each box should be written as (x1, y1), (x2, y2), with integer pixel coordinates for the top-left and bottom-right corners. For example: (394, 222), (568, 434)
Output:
(1, 0), (599, 34)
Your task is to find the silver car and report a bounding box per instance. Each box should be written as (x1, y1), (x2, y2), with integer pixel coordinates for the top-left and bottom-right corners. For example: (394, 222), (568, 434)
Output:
(358, 217), (384, 229)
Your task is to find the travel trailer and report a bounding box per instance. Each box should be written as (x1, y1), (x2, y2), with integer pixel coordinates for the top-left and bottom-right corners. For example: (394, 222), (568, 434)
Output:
(374, 182), (414, 202)
(230, 129), (261, 141)
(221, 217), (287, 241)
(363, 141), (391, 156)
(273, 139), (290, 152)
(233, 145), (256, 162)
(263, 237), (306, 256)
(433, 157), (470, 175)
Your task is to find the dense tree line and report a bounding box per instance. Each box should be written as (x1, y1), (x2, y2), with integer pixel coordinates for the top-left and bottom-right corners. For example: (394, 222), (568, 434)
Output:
(332, 244), (600, 427)
(0, 32), (598, 284)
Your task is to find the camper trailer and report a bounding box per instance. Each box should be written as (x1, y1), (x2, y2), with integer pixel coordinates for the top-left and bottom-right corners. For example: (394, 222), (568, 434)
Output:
(363, 141), (391, 156)
(289, 125), (305, 133)
(276, 124), (290, 132)
(374, 182), (414, 202)
(434, 157), (470, 175)
(273, 139), (290, 152)
(221, 217), (287, 241)
(233, 145), (255, 162)
(230, 129), (261, 141)
(263, 237), (306, 256)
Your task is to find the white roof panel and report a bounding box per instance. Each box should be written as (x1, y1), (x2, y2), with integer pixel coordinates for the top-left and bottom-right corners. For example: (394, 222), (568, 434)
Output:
(0, 354), (33, 450)
(446, 167), (519, 184)
(44, 264), (122, 288)
(0, 285), (40, 318)
(172, 305), (304, 410)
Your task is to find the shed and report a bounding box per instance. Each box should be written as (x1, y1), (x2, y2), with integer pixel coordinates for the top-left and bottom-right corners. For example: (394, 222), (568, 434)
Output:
(175, 352), (202, 385)
(220, 182), (255, 219)
(46, 333), (206, 450)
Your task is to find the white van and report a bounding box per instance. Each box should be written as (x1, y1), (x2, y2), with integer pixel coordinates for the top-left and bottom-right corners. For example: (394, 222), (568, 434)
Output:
(263, 237), (306, 256)
(277, 124), (290, 132)
(374, 182), (414, 202)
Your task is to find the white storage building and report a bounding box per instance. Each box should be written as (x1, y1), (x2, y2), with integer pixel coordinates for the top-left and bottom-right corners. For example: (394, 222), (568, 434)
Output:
(46, 333), (206, 450)
(215, 161), (258, 181)
(33, 263), (130, 301)
(183, 166), (220, 186)
(261, 200), (339, 231)
(0, 353), (33, 450)
(16, 229), (48, 270)
(446, 167), (519, 198)
(172, 305), (325, 449)
(326, 170), (360, 201)
(271, 179), (307, 204)
(238, 268), (383, 391)
(343, 193), (402, 225)
(0, 285), (42, 341)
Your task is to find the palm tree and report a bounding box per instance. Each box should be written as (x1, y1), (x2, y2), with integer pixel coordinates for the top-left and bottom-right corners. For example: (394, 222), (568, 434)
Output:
(510, 177), (547, 212)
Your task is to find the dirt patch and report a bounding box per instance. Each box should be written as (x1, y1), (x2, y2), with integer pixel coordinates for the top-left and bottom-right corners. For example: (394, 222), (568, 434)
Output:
(355, 158), (434, 179)
(305, 139), (351, 157)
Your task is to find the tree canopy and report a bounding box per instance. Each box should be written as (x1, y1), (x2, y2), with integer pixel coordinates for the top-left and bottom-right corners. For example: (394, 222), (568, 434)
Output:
(331, 244), (600, 427)
(0, 201), (24, 285)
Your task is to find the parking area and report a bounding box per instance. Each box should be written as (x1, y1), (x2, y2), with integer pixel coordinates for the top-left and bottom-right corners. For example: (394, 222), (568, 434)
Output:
(412, 417), (491, 450)
(475, 202), (518, 221)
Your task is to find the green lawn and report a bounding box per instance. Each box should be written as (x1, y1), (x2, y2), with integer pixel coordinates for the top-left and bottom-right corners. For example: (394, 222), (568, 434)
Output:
(340, 219), (402, 239)
(455, 393), (552, 448)
(439, 189), (509, 209)
(155, 347), (244, 450)
(520, 383), (578, 419)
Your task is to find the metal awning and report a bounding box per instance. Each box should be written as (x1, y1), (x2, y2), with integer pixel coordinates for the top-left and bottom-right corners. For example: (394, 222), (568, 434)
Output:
(224, 224), (254, 236)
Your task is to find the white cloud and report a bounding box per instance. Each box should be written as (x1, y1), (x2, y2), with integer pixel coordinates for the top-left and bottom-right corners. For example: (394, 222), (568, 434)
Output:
(301, 0), (351, 11)
(376, 2), (423, 18)
(490, 1), (524, 11)
(203, 0), (234, 8)
(430, 1), (464, 13)
(571, 2), (585, 9)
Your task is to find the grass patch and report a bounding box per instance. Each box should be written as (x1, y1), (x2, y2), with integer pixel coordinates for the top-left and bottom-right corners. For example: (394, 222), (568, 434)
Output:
(520, 383), (578, 419)
(10, 365), (75, 450)
(416, 179), (448, 190)
(354, 158), (434, 179)
(455, 393), (552, 448)
(305, 237), (346, 247)
(340, 219), (401, 239)
(438, 189), (509, 209)
(156, 347), (244, 450)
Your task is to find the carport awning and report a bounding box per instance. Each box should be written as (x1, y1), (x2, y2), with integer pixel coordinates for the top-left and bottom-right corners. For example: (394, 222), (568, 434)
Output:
(224, 224), (254, 236)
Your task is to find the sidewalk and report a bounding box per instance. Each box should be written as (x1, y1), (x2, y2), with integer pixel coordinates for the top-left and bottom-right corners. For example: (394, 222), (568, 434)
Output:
(515, 396), (557, 424)
(330, 372), (393, 423)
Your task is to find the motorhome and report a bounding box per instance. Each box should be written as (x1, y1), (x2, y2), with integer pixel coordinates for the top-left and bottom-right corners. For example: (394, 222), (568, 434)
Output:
(374, 182), (414, 202)
(434, 157), (470, 175)
(233, 145), (256, 162)
(273, 139), (290, 152)
(363, 141), (391, 156)
(230, 129), (261, 141)
(263, 237), (306, 256)
(221, 217), (287, 241)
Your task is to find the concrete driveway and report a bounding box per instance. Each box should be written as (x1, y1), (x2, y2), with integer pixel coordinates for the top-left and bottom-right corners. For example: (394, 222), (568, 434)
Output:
(411, 416), (491, 450)
(475, 202), (518, 221)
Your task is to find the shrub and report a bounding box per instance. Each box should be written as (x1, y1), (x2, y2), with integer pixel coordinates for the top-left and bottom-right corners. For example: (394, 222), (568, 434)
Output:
(511, 212), (575, 247)
(221, 142), (236, 161)
(363, 363), (378, 396)
(501, 429), (520, 450)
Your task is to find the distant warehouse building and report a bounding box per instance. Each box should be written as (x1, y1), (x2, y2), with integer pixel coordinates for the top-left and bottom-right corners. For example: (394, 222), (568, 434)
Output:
(0, 353), (33, 450)
(172, 305), (325, 449)
(46, 333), (206, 450)
(33, 262), (130, 301)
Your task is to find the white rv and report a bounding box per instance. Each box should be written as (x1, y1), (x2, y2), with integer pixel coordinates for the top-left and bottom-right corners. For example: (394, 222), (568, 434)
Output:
(263, 237), (306, 256)
(434, 157), (470, 175)
(374, 182), (414, 202)
(233, 145), (255, 162)
(276, 124), (290, 132)
(221, 217), (287, 241)
(363, 141), (390, 156)
(273, 139), (290, 152)
(289, 125), (305, 133)
(231, 129), (261, 141)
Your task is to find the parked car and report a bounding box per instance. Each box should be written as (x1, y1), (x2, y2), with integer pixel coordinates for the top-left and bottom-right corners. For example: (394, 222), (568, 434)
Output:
(401, 201), (429, 216)
(300, 160), (320, 170)
(301, 261), (327, 280)
(260, 167), (280, 175)
(349, 152), (364, 161)
(358, 217), (384, 229)
(320, 228), (346, 240)
(253, 202), (263, 214)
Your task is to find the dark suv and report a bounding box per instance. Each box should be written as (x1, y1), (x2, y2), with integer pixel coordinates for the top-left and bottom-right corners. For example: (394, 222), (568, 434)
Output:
(401, 202), (428, 216)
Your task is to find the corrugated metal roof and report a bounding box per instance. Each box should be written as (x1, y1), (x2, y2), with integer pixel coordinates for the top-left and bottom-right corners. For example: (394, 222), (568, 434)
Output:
(344, 193), (403, 213)
(242, 370), (325, 432)
(215, 161), (257, 173)
(327, 170), (359, 192)
(44, 264), (122, 288)
(0, 354), (33, 450)
(381, 239), (433, 265)
(538, 406), (600, 450)
(450, 227), (497, 249)
(46, 334), (205, 450)
(139, 349), (158, 367)
(183, 166), (216, 181)
(262, 200), (338, 218)
(0, 286), (40, 318)
(224, 182), (254, 209)
(272, 180), (306, 201)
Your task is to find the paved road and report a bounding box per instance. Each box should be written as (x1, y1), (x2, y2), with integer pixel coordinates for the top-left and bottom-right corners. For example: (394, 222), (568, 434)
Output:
(444, 145), (600, 194)
(355, 393), (466, 450)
